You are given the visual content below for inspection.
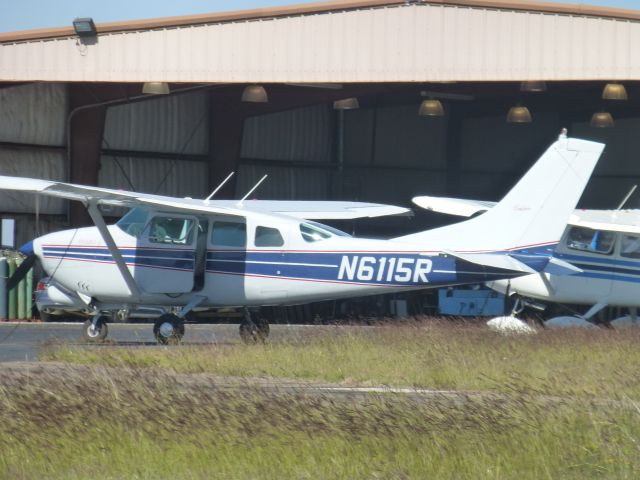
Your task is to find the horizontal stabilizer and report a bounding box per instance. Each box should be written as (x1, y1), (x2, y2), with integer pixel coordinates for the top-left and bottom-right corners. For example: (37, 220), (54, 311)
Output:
(444, 250), (537, 274)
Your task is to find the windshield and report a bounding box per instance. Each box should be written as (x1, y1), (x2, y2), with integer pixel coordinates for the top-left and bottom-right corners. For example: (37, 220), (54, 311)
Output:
(300, 221), (351, 243)
(116, 208), (149, 238)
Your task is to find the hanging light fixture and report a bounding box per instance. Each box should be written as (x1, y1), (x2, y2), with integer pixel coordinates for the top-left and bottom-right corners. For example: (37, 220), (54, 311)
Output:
(602, 82), (627, 100)
(590, 110), (614, 128)
(142, 82), (170, 95)
(241, 85), (268, 102)
(333, 97), (360, 110)
(506, 104), (532, 123)
(520, 81), (547, 92)
(418, 98), (444, 117)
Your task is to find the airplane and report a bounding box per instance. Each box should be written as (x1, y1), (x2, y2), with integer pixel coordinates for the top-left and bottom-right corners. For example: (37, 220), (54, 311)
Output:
(413, 178), (640, 326)
(0, 132), (603, 343)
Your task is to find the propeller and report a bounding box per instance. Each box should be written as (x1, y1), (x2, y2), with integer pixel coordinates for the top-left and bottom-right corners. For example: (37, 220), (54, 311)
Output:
(6, 241), (38, 291)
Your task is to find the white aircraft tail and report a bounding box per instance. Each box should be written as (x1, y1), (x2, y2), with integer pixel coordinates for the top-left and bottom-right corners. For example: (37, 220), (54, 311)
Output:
(395, 134), (604, 253)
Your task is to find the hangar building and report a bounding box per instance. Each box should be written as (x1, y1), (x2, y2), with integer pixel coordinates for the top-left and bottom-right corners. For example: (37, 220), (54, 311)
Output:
(1, 0), (640, 247)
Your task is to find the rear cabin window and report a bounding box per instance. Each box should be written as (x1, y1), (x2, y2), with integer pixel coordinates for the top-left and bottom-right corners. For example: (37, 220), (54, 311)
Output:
(566, 226), (615, 255)
(211, 221), (246, 248)
(255, 226), (284, 247)
(148, 217), (194, 245)
(621, 234), (640, 259)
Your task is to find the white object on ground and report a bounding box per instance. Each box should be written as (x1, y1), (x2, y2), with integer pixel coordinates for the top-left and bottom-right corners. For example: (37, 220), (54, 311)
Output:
(610, 315), (640, 327)
(545, 316), (598, 328)
(487, 316), (536, 334)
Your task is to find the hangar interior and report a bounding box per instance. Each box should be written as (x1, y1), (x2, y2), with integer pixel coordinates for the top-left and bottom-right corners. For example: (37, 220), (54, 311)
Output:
(1, 0), (640, 260)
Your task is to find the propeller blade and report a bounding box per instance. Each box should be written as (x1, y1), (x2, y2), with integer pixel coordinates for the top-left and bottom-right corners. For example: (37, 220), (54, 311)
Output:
(7, 254), (37, 291)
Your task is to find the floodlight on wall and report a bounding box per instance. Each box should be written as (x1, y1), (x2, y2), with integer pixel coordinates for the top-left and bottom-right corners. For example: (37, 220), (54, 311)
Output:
(506, 104), (532, 123)
(333, 97), (360, 110)
(72, 17), (97, 37)
(590, 110), (614, 128)
(241, 85), (268, 102)
(520, 81), (547, 92)
(142, 82), (170, 95)
(418, 98), (444, 116)
(602, 82), (628, 100)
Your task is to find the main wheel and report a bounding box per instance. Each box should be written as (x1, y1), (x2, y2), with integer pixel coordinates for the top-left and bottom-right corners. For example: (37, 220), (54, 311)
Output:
(82, 318), (109, 342)
(153, 314), (185, 345)
(239, 318), (269, 344)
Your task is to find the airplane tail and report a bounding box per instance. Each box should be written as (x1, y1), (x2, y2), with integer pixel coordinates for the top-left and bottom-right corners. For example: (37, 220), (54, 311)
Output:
(394, 134), (605, 260)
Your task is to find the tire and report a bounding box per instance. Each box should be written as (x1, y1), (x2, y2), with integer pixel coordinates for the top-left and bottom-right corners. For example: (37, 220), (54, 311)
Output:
(153, 314), (185, 345)
(239, 318), (269, 344)
(82, 318), (108, 342)
(39, 310), (52, 323)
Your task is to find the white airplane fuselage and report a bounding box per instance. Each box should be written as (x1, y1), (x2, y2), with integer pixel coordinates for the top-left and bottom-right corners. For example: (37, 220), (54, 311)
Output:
(489, 224), (640, 308)
(33, 209), (529, 308)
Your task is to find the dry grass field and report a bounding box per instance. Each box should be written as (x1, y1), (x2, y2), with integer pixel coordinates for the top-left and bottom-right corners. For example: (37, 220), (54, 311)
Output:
(1, 320), (638, 479)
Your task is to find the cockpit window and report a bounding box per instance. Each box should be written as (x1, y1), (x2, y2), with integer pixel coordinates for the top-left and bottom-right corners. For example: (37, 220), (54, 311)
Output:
(566, 226), (615, 255)
(148, 217), (194, 245)
(300, 223), (333, 243)
(621, 234), (640, 259)
(305, 221), (351, 238)
(116, 208), (149, 238)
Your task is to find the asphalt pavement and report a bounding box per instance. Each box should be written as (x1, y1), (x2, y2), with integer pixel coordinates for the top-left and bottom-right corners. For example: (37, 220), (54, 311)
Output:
(0, 322), (321, 362)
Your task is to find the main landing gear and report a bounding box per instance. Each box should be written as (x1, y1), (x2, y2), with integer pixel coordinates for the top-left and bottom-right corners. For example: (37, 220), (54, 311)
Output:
(239, 308), (270, 344)
(153, 313), (185, 345)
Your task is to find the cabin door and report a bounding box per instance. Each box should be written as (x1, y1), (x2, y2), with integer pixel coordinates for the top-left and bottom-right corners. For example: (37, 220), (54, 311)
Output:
(136, 214), (198, 294)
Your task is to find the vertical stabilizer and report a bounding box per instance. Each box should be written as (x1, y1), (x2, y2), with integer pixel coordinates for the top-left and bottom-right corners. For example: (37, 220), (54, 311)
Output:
(395, 134), (604, 252)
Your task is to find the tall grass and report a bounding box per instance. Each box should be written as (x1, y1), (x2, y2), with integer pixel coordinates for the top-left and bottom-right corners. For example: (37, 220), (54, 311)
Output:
(0, 362), (638, 479)
(43, 321), (640, 398)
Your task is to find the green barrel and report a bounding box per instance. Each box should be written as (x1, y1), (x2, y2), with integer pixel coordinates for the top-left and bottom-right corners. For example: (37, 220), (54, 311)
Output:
(25, 267), (33, 320)
(16, 258), (25, 320)
(7, 258), (16, 320)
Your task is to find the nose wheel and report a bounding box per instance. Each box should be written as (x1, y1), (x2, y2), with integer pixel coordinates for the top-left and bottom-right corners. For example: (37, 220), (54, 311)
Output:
(153, 314), (185, 345)
(82, 317), (109, 342)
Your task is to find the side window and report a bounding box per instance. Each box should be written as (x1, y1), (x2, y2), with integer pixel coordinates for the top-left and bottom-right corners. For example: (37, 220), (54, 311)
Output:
(148, 217), (194, 245)
(621, 234), (640, 259)
(211, 221), (246, 248)
(566, 227), (615, 255)
(255, 226), (284, 247)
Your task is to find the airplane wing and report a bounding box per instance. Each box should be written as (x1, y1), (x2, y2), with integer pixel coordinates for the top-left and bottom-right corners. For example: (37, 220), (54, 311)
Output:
(0, 176), (410, 220)
(211, 200), (411, 219)
(412, 196), (496, 217)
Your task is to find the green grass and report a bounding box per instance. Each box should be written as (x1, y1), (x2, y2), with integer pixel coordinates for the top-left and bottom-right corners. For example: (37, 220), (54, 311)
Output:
(0, 362), (638, 479)
(4, 321), (639, 478)
(43, 321), (640, 398)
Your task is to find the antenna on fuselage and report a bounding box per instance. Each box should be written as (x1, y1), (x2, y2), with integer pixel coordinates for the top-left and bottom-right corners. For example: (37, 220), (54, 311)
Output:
(617, 184), (637, 209)
(204, 172), (235, 204)
(237, 174), (268, 207)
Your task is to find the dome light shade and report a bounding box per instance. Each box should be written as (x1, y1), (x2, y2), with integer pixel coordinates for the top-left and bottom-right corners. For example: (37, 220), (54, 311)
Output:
(333, 97), (359, 110)
(520, 81), (547, 92)
(418, 98), (444, 116)
(506, 104), (532, 123)
(142, 82), (170, 95)
(602, 82), (627, 100)
(241, 85), (268, 102)
(590, 111), (614, 128)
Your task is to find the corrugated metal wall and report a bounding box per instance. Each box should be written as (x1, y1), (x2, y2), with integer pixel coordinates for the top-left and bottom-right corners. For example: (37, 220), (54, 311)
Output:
(103, 92), (209, 154)
(99, 156), (208, 199)
(3, 4), (640, 82)
(0, 84), (68, 214)
(0, 83), (67, 146)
